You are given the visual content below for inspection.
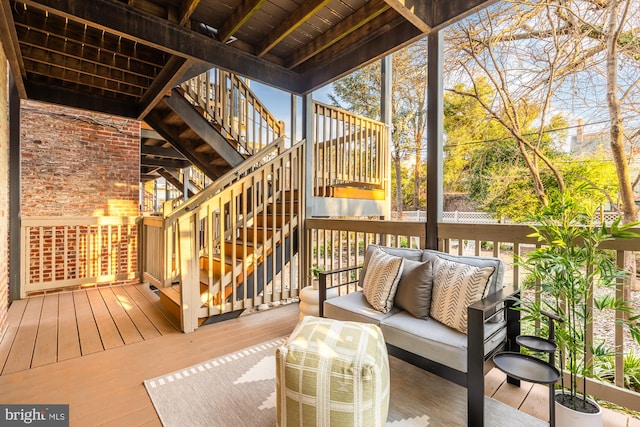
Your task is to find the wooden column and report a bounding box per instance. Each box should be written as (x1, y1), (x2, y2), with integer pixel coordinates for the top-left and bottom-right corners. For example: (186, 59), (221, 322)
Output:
(381, 56), (392, 220)
(9, 67), (21, 302)
(426, 30), (444, 250)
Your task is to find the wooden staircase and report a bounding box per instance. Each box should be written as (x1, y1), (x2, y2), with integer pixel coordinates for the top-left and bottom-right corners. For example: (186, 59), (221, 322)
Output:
(145, 87), (245, 180)
(141, 68), (285, 188)
(158, 189), (300, 325)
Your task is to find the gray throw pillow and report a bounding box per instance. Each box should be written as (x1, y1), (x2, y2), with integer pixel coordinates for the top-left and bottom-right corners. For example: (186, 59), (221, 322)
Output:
(394, 259), (433, 319)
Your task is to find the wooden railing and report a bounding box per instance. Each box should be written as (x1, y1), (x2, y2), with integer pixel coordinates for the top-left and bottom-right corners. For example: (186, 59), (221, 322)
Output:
(138, 215), (174, 289)
(20, 216), (139, 296)
(305, 218), (640, 411)
(163, 138), (285, 214)
(167, 141), (305, 332)
(180, 69), (285, 156)
(312, 102), (387, 196)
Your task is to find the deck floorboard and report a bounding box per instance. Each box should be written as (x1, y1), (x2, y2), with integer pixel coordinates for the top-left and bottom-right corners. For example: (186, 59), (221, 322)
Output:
(73, 290), (104, 355)
(0, 285), (635, 426)
(57, 291), (81, 361)
(31, 293), (59, 368)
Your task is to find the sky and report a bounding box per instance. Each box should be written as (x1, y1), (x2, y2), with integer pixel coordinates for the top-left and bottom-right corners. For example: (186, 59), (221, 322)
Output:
(248, 81), (334, 145)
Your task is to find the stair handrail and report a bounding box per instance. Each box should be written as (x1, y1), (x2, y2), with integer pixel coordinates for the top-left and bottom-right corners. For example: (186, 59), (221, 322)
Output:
(164, 136), (286, 221)
(179, 69), (285, 157)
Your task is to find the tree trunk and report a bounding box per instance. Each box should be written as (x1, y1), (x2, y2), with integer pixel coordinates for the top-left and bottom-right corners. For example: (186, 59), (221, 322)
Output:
(605, 0), (637, 289)
(394, 155), (403, 217)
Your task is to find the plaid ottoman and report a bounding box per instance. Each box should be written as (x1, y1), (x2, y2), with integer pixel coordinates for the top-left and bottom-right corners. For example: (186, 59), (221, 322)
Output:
(276, 316), (390, 426)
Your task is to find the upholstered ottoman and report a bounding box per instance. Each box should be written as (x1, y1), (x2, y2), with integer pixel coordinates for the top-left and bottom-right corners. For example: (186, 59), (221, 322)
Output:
(276, 316), (390, 427)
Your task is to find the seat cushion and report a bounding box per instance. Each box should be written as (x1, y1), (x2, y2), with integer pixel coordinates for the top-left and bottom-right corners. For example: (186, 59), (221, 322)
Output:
(324, 291), (400, 326)
(380, 311), (506, 372)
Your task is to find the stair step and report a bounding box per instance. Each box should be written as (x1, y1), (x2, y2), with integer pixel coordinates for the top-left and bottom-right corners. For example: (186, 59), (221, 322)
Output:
(179, 127), (199, 139)
(223, 240), (256, 256)
(240, 227), (273, 242)
(266, 201), (299, 214)
(254, 214), (288, 227)
(194, 143), (213, 153)
(158, 284), (208, 325)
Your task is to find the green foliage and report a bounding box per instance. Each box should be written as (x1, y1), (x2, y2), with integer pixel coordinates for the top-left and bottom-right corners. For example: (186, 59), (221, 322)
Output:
(310, 265), (324, 279)
(517, 184), (640, 410)
(593, 350), (640, 393)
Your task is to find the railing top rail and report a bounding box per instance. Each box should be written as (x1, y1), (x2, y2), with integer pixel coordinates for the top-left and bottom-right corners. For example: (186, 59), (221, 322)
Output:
(165, 137), (296, 222)
(21, 216), (139, 226)
(312, 100), (387, 128)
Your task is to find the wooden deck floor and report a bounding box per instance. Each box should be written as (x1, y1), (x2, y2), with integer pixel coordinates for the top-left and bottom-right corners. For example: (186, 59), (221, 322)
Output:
(0, 284), (638, 426)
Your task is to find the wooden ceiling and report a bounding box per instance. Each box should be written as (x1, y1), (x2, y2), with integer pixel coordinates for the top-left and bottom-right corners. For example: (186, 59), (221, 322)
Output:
(0, 0), (496, 119)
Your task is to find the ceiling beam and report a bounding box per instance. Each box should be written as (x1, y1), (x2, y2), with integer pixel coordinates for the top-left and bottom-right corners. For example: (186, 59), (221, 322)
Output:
(15, 24), (161, 79)
(13, 9), (167, 68)
(0, 0), (27, 97)
(285, 0), (391, 69)
(218, 0), (266, 43)
(300, 19), (423, 94)
(137, 56), (194, 120)
(430, 0), (499, 30)
(141, 155), (191, 169)
(22, 0), (305, 93)
(295, 9), (400, 74)
(179, 0), (201, 26)
(24, 80), (140, 117)
(256, 0), (331, 58)
(20, 43), (152, 90)
(141, 144), (186, 160)
(383, 0), (432, 32)
(24, 58), (144, 97)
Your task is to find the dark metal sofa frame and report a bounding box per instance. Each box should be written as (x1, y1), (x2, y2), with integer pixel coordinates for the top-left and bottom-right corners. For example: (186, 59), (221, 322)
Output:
(317, 265), (521, 427)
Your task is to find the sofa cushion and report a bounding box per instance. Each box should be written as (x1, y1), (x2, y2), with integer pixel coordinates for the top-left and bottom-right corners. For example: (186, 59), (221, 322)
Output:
(380, 311), (506, 372)
(362, 247), (404, 313)
(359, 245), (423, 288)
(422, 250), (504, 296)
(394, 259), (433, 319)
(429, 256), (494, 334)
(323, 291), (400, 325)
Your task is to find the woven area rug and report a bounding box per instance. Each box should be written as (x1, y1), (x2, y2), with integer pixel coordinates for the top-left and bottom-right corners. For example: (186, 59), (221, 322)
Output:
(144, 337), (546, 427)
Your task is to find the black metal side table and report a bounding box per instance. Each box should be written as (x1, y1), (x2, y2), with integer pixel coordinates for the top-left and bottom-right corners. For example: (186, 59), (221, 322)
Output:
(493, 311), (563, 427)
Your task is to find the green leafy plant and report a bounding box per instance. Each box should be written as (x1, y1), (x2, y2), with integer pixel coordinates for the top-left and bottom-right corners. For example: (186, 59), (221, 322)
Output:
(518, 184), (640, 413)
(310, 265), (324, 279)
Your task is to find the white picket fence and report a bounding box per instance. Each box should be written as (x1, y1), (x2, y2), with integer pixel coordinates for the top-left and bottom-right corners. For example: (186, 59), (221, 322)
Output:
(391, 211), (625, 224)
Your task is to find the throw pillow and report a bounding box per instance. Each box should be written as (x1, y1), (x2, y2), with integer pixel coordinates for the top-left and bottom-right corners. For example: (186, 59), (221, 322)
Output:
(362, 248), (404, 313)
(430, 256), (495, 334)
(394, 259), (433, 319)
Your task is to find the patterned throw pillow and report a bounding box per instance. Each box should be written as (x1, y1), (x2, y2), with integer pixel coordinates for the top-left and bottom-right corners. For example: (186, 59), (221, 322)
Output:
(430, 256), (495, 334)
(362, 247), (404, 313)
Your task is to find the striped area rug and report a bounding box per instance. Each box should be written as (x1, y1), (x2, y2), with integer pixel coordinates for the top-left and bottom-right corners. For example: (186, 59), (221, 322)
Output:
(144, 337), (545, 427)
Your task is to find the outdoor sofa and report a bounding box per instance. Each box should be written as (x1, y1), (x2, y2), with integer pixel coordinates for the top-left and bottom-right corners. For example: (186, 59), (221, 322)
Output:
(317, 244), (521, 427)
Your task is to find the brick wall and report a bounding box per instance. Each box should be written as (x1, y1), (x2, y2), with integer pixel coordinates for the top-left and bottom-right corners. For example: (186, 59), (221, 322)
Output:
(21, 100), (140, 217)
(20, 101), (141, 295)
(0, 48), (9, 338)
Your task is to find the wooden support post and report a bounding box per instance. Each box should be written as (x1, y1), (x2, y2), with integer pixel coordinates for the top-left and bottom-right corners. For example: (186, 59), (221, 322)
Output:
(426, 30), (444, 250)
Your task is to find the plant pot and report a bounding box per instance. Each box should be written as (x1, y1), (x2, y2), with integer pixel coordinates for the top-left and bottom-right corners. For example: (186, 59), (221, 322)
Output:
(298, 285), (338, 318)
(554, 390), (602, 427)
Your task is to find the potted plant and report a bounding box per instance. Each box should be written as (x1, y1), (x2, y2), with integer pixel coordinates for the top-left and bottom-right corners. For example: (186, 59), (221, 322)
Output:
(299, 265), (335, 317)
(309, 265), (324, 290)
(519, 185), (640, 426)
